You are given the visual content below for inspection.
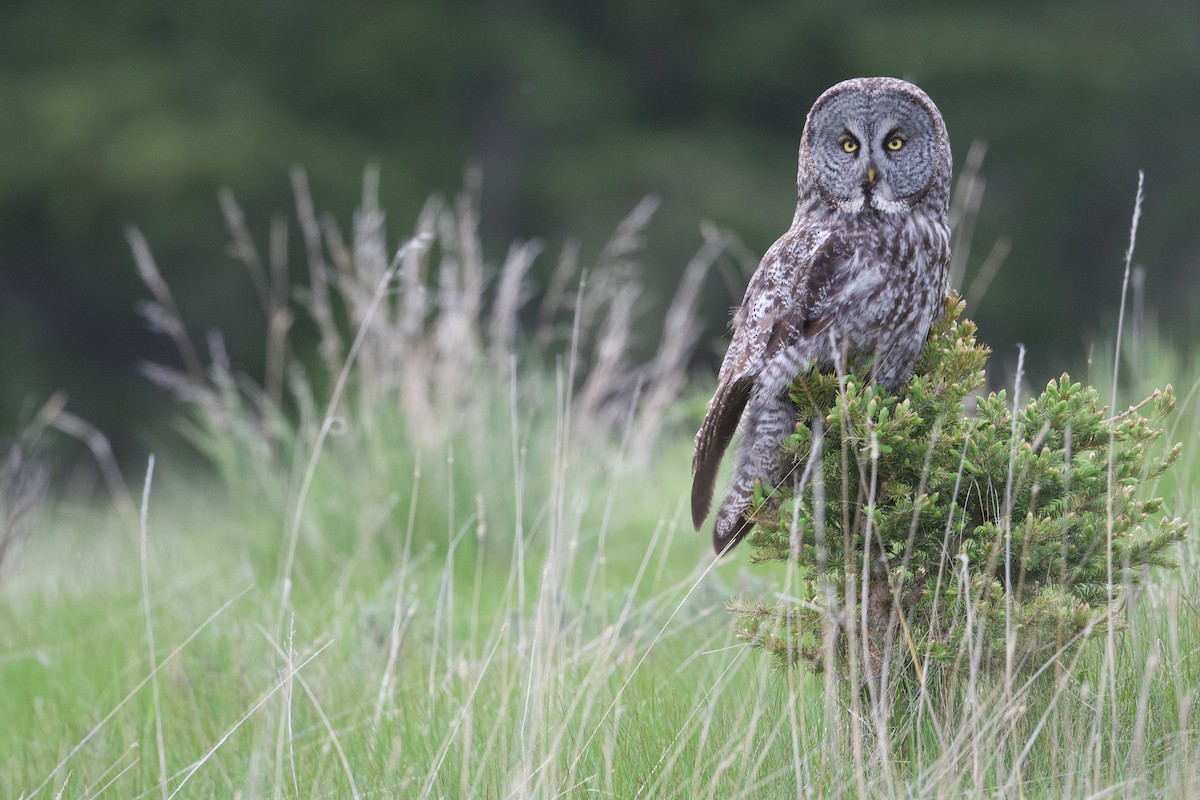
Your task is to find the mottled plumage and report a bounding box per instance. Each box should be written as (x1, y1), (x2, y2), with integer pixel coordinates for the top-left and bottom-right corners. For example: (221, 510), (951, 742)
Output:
(692, 77), (953, 554)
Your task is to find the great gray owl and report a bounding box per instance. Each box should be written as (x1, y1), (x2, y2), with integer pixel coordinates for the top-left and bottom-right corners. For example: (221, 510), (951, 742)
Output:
(692, 76), (953, 554)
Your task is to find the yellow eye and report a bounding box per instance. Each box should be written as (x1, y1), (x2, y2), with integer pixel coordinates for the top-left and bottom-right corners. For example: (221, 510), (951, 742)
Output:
(886, 136), (905, 152)
(841, 138), (859, 154)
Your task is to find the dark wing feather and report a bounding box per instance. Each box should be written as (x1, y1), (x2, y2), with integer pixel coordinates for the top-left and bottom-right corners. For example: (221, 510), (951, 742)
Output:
(764, 231), (851, 362)
(691, 376), (752, 530)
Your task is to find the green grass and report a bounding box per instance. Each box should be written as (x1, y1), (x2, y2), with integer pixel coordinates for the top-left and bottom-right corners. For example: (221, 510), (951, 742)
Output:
(2, 172), (1199, 797)
(1, 408), (797, 797)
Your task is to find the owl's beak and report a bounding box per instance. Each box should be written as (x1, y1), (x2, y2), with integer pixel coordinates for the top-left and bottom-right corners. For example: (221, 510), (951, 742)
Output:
(866, 166), (877, 184)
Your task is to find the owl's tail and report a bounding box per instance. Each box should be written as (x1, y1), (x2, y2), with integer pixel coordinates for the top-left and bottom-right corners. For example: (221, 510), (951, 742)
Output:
(713, 507), (755, 556)
(705, 387), (796, 555)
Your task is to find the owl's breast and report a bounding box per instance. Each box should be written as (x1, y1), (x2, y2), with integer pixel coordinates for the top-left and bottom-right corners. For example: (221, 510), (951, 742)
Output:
(805, 214), (949, 384)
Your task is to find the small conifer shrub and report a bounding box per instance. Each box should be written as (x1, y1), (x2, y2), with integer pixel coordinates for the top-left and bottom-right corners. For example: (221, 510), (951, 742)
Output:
(731, 295), (1186, 687)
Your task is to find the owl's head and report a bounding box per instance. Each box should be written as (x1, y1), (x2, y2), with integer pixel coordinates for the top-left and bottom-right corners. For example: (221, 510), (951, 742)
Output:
(799, 77), (951, 215)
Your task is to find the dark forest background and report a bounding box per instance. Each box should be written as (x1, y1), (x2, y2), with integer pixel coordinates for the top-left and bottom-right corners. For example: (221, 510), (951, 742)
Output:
(2, 0), (1198, 468)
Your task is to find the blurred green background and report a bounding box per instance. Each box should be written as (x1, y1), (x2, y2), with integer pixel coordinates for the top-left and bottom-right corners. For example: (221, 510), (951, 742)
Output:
(2, 0), (1198, 466)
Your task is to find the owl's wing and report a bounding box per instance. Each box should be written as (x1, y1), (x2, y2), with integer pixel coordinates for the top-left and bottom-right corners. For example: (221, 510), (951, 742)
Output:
(690, 229), (852, 531)
(761, 231), (851, 363)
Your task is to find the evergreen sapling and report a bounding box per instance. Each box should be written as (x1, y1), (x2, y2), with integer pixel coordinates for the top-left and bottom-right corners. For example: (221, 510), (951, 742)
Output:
(731, 295), (1186, 689)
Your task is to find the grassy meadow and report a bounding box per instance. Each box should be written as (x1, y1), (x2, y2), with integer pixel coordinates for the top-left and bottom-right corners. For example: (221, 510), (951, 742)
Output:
(2, 170), (1198, 798)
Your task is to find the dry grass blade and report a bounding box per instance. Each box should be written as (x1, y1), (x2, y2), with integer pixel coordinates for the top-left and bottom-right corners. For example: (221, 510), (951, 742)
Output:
(138, 455), (168, 800)
(1099, 169), (1146, 777)
(489, 240), (542, 372)
(128, 225), (205, 382)
(947, 138), (989, 292)
(291, 167), (345, 378)
(48, 410), (137, 523)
